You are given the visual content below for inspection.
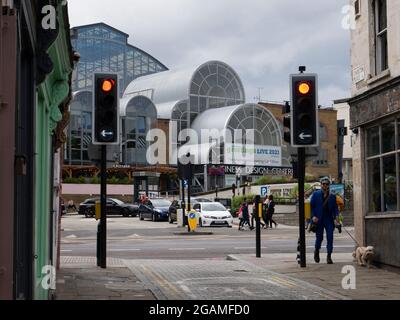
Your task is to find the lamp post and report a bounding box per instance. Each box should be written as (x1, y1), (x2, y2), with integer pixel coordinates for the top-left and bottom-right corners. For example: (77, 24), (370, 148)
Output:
(236, 174), (241, 196)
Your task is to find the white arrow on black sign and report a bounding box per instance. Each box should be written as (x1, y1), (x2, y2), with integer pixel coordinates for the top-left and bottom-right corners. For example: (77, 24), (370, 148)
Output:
(299, 133), (312, 140)
(101, 130), (114, 138)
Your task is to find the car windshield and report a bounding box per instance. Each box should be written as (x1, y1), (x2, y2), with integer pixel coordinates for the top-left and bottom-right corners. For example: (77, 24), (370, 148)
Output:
(151, 199), (171, 207)
(202, 203), (227, 211)
(111, 199), (124, 205)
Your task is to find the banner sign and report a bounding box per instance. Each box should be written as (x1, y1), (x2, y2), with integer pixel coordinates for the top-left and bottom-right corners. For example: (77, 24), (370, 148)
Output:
(225, 144), (282, 167)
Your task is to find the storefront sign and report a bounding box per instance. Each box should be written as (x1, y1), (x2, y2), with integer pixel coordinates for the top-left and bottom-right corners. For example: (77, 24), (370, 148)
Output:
(225, 144), (282, 167)
(224, 165), (293, 177)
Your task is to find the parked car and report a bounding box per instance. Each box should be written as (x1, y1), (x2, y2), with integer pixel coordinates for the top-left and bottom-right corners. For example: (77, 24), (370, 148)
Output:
(78, 198), (139, 218)
(194, 202), (234, 228)
(168, 198), (212, 223)
(139, 198), (172, 222)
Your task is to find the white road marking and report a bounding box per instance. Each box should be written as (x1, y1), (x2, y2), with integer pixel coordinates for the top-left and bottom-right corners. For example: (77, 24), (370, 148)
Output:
(234, 247), (268, 250)
(168, 248), (206, 251)
(109, 249), (142, 252)
(61, 250), (73, 252)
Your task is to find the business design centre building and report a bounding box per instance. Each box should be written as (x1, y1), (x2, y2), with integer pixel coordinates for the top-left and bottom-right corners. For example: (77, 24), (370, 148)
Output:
(122, 60), (292, 193)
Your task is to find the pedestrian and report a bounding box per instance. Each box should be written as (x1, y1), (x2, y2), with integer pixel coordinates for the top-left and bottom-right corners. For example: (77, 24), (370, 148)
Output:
(237, 203), (244, 231)
(262, 196), (269, 228)
(249, 200), (265, 229)
(67, 199), (77, 212)
(239, 202), (252, 230)
(266, 195), (277, 228)
(310, 177), (339, 264)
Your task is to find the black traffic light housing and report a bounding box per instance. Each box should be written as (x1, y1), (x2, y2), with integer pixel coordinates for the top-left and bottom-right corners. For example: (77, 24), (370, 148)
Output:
(93, 73), (119, 145)
(282, 101), (291, 143)
(290, 74), (319, 147)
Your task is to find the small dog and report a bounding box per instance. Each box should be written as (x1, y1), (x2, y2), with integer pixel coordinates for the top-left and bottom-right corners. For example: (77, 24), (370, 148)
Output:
(352, 246), (375, 267)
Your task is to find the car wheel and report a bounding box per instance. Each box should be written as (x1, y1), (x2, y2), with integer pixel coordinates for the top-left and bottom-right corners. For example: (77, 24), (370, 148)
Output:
(122, 208), (130, 217)
(85, 209), (94, 218)
(139, 213), (144, 221)
(152, 213), (157, 222)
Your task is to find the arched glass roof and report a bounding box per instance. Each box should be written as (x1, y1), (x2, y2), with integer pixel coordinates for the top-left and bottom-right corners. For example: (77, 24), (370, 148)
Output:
(191, 103), (282, 146)
(70, 90), (92, 112)
(123, 61), (246, 122)
(120, 95), (157, 119)
(71, 23), (168, 96)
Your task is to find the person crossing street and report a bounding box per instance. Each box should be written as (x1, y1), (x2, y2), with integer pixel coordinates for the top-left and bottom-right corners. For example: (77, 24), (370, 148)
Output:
(310, 177), (339, 264)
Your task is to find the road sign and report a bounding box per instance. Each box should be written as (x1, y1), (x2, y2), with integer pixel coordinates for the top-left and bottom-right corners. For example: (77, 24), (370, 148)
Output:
(183, 180), (189, 189)
(188, 211), (198, 232)
(261, 186), (269, 197)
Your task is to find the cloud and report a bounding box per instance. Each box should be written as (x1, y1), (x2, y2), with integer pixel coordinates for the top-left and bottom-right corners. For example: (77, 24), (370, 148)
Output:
(68, 0), (351, 106)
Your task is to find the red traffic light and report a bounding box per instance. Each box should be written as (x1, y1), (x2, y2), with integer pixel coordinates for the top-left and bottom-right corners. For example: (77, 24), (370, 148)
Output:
(298, 82), (311, 95)
(101, 79), (116, 93)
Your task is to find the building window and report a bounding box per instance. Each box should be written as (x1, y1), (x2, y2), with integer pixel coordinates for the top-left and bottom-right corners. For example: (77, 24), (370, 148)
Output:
(320, 124), (328, 141)
(312, 149), (328, 167)
(374, 0), (388, 74)
(354, 0), (361, 18)
(366, 118), (400, 213)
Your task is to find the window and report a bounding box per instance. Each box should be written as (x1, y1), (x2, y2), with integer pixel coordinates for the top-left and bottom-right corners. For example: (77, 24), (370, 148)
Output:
(366, 118), (400, 213)
(312, 149), (328, 167)
(374, 0), (388, 74)
(354, 0), (361, 18)
(320, 124), (328, 141)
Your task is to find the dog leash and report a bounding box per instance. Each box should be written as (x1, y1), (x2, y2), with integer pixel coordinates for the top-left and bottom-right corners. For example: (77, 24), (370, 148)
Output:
(342, 225), (361, 248)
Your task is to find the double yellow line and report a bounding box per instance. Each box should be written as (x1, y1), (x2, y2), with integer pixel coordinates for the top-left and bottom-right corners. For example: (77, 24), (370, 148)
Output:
(142, 266), (182, 300)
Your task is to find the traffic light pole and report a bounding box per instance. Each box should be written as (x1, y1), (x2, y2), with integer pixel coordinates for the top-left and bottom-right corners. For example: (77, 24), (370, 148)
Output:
(298, 147), (306, 268)
(100, 145), (107, 268)
(187, 176), (191, 233)
(255, 196), (261, 258)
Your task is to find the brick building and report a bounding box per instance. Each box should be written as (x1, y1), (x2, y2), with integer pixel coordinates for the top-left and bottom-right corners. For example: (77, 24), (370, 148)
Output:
(260, 103), (339, 182)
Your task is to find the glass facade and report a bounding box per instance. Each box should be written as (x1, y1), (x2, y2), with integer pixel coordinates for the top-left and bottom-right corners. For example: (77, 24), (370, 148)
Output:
(66, 23), (167, 165)
(71, 23), (168, 96)
(366, 118), (400, 213)
(122, 96), (157, 165)
(66, 91), (93, 165)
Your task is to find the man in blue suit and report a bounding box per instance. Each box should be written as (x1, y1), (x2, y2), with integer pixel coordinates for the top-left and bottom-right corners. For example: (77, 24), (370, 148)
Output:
(310, 177), (339, 264)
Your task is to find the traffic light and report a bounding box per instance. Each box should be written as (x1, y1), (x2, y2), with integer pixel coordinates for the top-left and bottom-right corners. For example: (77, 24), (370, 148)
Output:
(290, 74), (319, 147)
(93, 73), (119, 145)
(282, 101), (291, 143)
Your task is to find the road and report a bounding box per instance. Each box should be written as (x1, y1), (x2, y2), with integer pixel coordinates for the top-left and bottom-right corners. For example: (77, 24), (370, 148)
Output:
(61, 214), (355, 260)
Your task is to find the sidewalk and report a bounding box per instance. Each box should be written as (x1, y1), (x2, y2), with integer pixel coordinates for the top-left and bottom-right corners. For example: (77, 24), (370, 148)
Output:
(56, 254), (400, 300)
(56, 257), (156, 300)
(227, 253), (400, 300)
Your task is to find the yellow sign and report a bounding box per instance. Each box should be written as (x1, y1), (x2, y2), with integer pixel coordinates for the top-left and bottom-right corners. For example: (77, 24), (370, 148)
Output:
(304, 200), (311, 220)
(259, 203), (263, 218)
(188, 210), (198, 232)
(95, 201), (101, 220)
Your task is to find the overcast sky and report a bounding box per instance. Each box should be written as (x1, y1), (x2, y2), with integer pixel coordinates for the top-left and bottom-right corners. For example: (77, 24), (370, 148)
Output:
(68, 0), (351, 107)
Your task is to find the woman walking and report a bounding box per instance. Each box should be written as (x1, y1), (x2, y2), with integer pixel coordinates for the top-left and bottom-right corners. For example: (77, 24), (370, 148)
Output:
(266, 195), (278, 228)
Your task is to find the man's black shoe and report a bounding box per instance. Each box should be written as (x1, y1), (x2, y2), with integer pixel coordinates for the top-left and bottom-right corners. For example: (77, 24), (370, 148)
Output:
(327, 254), (333, 264)
(314, 250), (320, 263)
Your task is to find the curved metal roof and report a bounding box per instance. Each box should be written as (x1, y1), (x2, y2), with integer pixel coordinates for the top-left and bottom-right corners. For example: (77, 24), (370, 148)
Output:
(154, 100), (184, 120)
(123, 61), (246, 117)
(124, 67), (194, 104)
(120, 95), (157, 118)
(190, 105), (242, 133)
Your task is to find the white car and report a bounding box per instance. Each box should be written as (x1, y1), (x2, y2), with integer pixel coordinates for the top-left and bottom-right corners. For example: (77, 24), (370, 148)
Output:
(193, 202), (234, 228)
